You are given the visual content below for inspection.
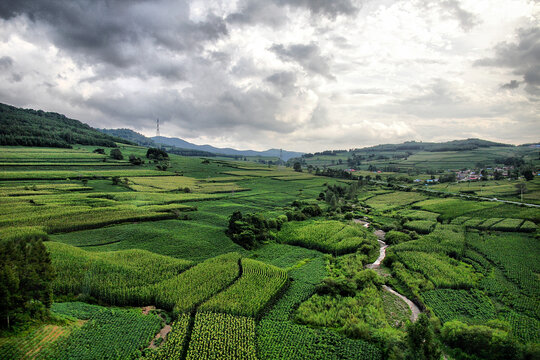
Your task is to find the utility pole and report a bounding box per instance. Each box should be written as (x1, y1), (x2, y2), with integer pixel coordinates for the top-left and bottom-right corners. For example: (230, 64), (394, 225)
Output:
(156, 118), (160, 137)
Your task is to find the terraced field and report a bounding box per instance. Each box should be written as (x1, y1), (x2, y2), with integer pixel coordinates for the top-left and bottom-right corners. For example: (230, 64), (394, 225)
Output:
(1, 145), (538, 360)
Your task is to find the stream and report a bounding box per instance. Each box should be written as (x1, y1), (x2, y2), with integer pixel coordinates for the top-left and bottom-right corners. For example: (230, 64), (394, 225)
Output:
(355, 219), (421, 322)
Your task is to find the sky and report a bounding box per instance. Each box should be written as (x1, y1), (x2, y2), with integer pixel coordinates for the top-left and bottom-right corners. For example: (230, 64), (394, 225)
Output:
(0, 0), (538, 152)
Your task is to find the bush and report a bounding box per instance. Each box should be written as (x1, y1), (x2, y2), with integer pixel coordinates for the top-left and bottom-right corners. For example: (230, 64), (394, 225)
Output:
(385, 231), (411, 245)
(128, 154), (143, 165)
(93, 148), (105, 154)
(441, 320), (521, 360)
(110, 148), (123, 160)
(146, 148), (168, 160)
(301, 204), (322, 217)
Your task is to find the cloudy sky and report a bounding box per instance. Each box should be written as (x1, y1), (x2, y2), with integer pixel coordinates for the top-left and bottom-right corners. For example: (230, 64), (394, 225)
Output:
(0, 0), (538, 152)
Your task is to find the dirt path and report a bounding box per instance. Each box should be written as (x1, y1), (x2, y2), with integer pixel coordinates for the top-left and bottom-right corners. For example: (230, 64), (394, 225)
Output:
(358, 221), (421, 322)
(142, 306), (173, 349)
(382, 285), (421, 322)
(366, 239), (388, 269)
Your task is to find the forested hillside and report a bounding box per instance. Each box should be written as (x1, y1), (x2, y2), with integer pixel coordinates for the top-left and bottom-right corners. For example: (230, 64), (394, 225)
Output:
(0, 103), (132, 148)
(99, 128), (155, 147)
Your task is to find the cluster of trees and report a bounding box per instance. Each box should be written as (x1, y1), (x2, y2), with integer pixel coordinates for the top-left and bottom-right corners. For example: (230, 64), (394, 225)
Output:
(146, 148), (169, 160)
(0, 103), (130, 148)
(146, 148), (169, 170)
(441, 320), (537, 360)
(285, 202), (323, 221)
(0, 233), (55, 329)
(226, 211), (287, 249)
(318, 184), (358, 210)
(227, 202), (324, 249)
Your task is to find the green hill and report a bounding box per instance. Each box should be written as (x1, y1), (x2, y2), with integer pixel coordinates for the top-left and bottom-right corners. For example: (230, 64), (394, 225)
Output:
(0, 103), (132, 148)
(99, 128), (155, 147)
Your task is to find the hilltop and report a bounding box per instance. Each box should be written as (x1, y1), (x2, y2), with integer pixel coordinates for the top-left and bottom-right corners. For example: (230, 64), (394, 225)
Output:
(152, 135), (304, 161)
(295, 138), (538, 172)
(0, 103), (131, 148)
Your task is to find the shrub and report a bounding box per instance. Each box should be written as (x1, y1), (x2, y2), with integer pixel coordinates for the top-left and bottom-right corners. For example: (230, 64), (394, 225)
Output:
(146, 148), (168, 160)
(441, 320), (521, 360)
(110, 148), (123, 160)
(385, 230), (411, 245)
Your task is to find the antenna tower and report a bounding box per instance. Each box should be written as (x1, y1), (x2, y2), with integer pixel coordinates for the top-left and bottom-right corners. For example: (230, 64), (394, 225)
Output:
(156, 118), (160, 137)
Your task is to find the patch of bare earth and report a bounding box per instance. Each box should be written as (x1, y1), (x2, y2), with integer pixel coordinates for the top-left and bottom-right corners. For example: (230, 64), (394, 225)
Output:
(142, 306), (172, 349)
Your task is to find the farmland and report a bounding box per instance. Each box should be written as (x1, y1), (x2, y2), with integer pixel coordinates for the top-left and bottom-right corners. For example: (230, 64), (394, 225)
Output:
(1, 143), (539, 360)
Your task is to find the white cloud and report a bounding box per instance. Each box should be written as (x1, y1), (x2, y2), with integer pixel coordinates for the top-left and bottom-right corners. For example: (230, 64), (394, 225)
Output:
(0, 0), (538, 152)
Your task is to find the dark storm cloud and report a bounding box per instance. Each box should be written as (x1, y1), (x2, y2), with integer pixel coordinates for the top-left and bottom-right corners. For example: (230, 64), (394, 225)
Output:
(475, 27), (540, 96)
(439, 0), (478, 31)
(227, 0), (359, 26)
(0, 56), (13, 68)
(81, 85), (299, 136)
(276, 0), (359, 18)
(0, 0), (227, 77)
(270, 42), (334, 79)
(265, 71), (297, 94)
(500, 80), (520, 90)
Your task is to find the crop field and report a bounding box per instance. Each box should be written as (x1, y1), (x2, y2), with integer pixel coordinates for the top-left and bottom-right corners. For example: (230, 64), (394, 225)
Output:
(199, 258), (288, 317)
(395, 251), (479, 288)
(186, 312), (257, 360)
(403, 220), (436, 234)
(397, 209), (440, 221)
(421, 289), (496, 323)
(413, 198), (499, 221)
(277, 219), (378, 254)
(49, 306), (162, 360)
(1, 144), (539, 359)
(429, 178), (540, 204)
(364, 191), (426, 211)
(0, 323), (81, 360)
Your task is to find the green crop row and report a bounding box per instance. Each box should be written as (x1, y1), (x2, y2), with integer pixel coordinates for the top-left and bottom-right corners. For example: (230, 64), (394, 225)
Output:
(277, 220), (377, 255)
(396, 251), (479, 289)
(403, 220), (436, 234)
(199, 258), (288, 317)
(186, 312), (257, 360)
(47, 242), (193, 306)
(155, 253), (241, 315)
(46, 307), (162, 359)
(141, 314), (191, 360)
(421, 289), (496, 323)
(392, 225), (465, 257)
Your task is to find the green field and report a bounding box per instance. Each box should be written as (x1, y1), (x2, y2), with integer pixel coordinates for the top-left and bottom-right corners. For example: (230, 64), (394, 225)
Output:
(1, 144), (539, 360)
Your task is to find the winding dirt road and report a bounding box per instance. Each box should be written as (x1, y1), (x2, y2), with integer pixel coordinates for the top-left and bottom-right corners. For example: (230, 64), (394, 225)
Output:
(356, 220), (421, 322)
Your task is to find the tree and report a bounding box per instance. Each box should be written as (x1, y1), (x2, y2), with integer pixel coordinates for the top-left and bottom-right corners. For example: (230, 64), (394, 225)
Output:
(406, 314), (441, 360)
(293, 162), (302, 172)
(493, 171), (503, 180)
(521, 168), (534, 181)
(128, 154), (143, 165)
(146, 147), (168, 160)
(515, 182), (527, 202)
(0, 235), (55, 329)
(110, 148), (123, 160)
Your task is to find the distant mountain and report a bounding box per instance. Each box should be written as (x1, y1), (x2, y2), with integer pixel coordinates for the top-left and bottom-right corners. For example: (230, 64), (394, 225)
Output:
(0, 103), (132, 148)
(359, 138), (513, 153)
(99, 128), (155, 147)
(152, 136), (303, 161)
